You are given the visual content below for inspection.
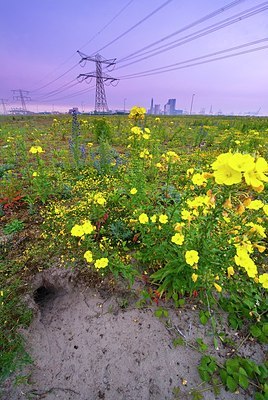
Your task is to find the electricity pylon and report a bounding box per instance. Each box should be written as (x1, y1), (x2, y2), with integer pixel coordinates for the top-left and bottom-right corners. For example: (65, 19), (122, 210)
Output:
(77, 51), (119, 113)
(0, 99), (8, 115)
(12, 89), (31, 114)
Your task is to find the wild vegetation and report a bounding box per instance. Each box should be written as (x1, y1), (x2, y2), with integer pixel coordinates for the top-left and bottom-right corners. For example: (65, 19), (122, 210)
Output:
(0, 110), (267, 398)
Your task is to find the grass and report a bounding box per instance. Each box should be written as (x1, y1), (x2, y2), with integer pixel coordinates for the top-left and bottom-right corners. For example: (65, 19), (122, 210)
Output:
(0, 112), (267, 396)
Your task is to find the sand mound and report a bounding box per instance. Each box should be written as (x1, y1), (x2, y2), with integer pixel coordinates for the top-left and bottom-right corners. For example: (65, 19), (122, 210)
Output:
(1, 268), (264, 400)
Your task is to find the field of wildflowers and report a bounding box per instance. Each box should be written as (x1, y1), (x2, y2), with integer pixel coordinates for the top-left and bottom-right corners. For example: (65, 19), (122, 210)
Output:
(0, 109), (267, 396)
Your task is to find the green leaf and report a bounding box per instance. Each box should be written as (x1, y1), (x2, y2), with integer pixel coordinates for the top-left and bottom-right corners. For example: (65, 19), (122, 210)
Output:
(154, 309), (163, 318)
(262, 323), (268, 336)
(178, 298), (185, 307)
(239, 367), (247, 376)
(196, 338), (208, 352)
(254, 393), (265, 400)
(250, 325), (262, 338)
(198, 368), (210, 383)
(172, 292), (178, 302)
(226, 375), (238, 392)
(219, 368), (228, 384)
(199, 311), (209, 325)
(239, 374), (249, 390)
(173, 337), (184, 347)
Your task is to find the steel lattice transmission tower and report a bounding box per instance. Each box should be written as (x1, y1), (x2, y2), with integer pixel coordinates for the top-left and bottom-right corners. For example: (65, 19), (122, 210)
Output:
(12, 89), (31, 114)
(77, 51), (119, 113)
(0, 99), (8, 115)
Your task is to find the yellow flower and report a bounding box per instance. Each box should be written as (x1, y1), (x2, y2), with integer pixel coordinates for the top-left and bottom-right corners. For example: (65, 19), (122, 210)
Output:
(84, 250), (93, 263)
(71, 224), (84, 237)
(244, 170), (263, 188)
(185, 250), (199, 266)
(159, 214), (168, 224)
(94, 193), (106, 205)
(128, 106), (146, 120)
(155, 162), (164, 170)
(192, 273), (198, 283)
(162, 151), (180, 164)
(228, 153), (255, 172)
(213, 165), (242, 185)
(95, 258), (109, 269)
(32, 171), (39, 177)
(139, 213), (149, 224)
(234, 247), (257, 278)
(246, 222), (266, 238)
(259, 273), (268, 289)
(227, 266), (234, 278)
(174, 222), (185, 232)
(211, 152), (232, 170)
(186, 168), (194, 177)
(143, 133), (150, 140)
(130, 188), (137, 195)
(150, 215), (157, 223)
(131, 126), (142, 135)
(263, 205), (268, 215)
(214, 283), (222, 293)
(254, 244), (266, 253)
(192, 173), (207, 186)
(246, 200), (264, 210)
(29, 146), (44, 154)
(82, 220), (95, 235)
(181, 209), (192, 221)
(139, 149), (150, 159)
(171, 233), (185, 245)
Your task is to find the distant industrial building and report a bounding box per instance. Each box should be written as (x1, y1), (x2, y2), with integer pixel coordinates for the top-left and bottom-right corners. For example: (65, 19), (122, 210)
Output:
(164, 99), (183, 115)
(148, 98), (183, 116)
(154, 104), (161, 115)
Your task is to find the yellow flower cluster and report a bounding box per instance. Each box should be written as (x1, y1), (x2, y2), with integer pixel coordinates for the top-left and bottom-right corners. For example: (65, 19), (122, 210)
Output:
(192, 173), (207, 186)
(212, 152), (268, 190)
(259, 273), (268, 289)
(29, 146), (44, 154)
(93, 193), (106, 206)
(138, 213), (168, 224)
(84, 251), (109, 270)
(161, 151), (180, 164)
(139, 149), (152, 159)
(186, 194), (215, 216)
(234, 244), (257, 278)
(128, 106), (146, 120)
(95, 258), (109, 269)
(128, 126), (151, 141)
(71, 220), (95, 237)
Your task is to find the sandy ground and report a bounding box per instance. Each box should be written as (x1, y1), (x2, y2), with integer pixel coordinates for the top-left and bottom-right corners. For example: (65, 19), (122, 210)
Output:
(1, 268), (265, 400)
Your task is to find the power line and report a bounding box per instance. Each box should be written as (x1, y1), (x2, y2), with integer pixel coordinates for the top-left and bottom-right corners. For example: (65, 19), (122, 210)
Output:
(119, 43), (268, 80)
(119, 37), (268, 78)
(115, 2), (268, 70)
(31, 64), (79, 93)
(118, 0), (247, 63)
(34, 80), (80, 101)
(29, 0), (136, 93)
(35, 85), (95, 103)
(78, 0), (135, 52)
(93, 0), (175, 54)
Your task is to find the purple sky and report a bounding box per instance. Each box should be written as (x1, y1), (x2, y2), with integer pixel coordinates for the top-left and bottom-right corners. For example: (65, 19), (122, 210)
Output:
(1, 0), (268, 115)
